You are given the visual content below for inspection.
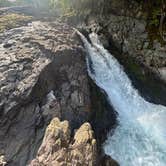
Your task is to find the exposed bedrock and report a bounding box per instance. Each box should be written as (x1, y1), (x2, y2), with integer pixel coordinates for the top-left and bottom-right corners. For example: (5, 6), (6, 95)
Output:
(82, 0), (166, 105)
(0, 20), (117, 165)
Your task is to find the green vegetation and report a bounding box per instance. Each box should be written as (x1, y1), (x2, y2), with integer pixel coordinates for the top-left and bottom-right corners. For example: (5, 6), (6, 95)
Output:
(51, 0), (165, 44)
(47, 0), (166, 44)
(48, 0), (112, 18)
(0, 0), (165, 43)
(137, 0), (166, 44)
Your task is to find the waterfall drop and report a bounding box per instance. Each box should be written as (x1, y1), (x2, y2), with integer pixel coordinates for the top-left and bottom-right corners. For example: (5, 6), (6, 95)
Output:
(77, 31), (166, 166)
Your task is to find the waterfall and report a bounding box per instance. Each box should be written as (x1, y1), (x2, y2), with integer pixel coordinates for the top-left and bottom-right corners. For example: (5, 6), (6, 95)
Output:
(77, 31), (166, 166)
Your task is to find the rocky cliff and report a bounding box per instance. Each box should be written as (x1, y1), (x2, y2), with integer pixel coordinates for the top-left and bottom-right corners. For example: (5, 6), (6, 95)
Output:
(0, 20), (88, 165)
(2, 1), (165, 164)
(0, 8), (118, 165)
(29, 118), (97, 166)
(81, 0), (166, 105)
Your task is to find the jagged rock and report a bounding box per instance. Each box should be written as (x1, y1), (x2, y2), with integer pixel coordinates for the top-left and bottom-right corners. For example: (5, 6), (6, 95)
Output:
(0, 21), (85, 115)
(0, 9), (117, 166)
(41, 91), (61, 120)
(94, 13), (166, 81)
(159, 68), (166, 82)
(101, 155), (119, 166)
(0, 20), (91, 166)
(0, 156), (6, 166)
(85, 0), (166, 82)
(29, 118), (97, 166)
(86, 1), (166, 104)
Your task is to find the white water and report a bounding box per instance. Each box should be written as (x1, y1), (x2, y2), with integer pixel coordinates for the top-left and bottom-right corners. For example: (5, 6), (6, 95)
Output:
(77, 31), (166, 166)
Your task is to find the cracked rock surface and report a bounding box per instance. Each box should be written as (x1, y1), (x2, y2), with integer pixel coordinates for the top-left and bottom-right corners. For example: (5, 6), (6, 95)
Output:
(0, 21), (85, 115)
(0, 21), (92, 166)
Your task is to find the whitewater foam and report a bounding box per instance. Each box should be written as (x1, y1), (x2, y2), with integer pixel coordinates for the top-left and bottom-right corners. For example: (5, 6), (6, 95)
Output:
(77, 31), (166, 166)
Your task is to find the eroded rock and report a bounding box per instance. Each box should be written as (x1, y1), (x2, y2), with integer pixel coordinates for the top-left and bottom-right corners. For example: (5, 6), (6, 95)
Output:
(0, 156), (6, 166)
(29, 118), (97, 166)
(85, 5), (166, 104)
(0, 11), (117, 165)
(0, 21), (91, 165)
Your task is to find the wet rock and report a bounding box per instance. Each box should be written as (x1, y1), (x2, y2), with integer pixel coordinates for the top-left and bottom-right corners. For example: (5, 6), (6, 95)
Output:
(88, 77), (117, 144)
(159, 68), (166, 82)
(101, 155), (119, 166)
(99, 34), (110, 48)
(0, 156), (6, 166)
(85, 5), (166, 104)
(102, 14), (166, 81)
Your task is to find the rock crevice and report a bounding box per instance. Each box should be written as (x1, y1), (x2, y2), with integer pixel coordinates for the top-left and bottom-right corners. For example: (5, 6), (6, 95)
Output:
(0, 19), (117, 165)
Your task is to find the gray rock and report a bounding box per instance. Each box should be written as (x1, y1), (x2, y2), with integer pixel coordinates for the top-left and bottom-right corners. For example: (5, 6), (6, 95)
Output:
(0, 21), (90, 166)
(159, 68), (166, 82)
(90, 13), (166, 83)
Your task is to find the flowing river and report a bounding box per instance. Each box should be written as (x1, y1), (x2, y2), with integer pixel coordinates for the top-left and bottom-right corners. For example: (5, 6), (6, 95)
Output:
(77, 31), (166, 166)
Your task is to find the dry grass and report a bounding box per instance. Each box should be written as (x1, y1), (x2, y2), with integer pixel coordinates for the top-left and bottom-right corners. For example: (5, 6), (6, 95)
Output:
(0, 13), (32, 32)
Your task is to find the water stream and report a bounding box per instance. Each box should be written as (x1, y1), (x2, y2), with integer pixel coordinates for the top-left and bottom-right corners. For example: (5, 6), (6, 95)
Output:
(77, 31), (166, 166)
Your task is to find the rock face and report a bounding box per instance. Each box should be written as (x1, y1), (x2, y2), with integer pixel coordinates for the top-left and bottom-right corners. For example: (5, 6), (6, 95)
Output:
(0, 21), (89, 116)
(89, 78), (117, 143)
(104, 14), (166, 72)
(0, 14), (117, 165)
(29, 118), (97, 166)
(85, 0), (166, 105)
(0, 20), (92, 165)
(0, 155), (6, 166)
